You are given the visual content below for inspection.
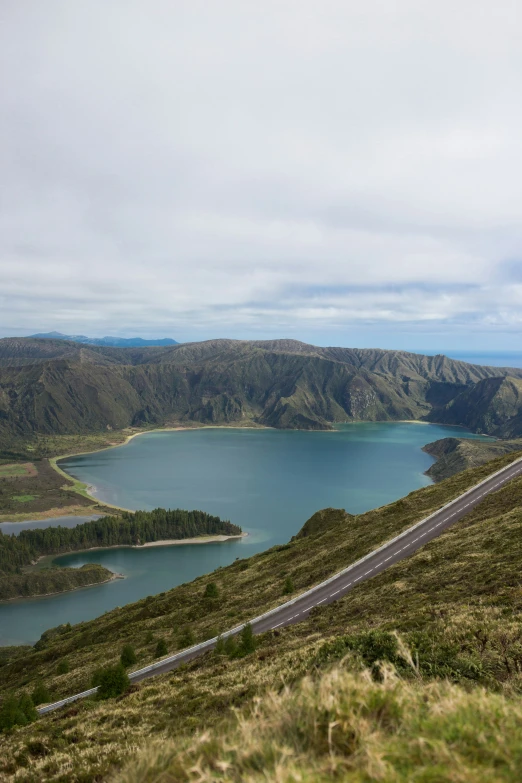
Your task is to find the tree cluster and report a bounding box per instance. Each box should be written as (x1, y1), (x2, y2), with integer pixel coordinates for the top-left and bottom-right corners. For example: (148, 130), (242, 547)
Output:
(0, 508), (242, 575)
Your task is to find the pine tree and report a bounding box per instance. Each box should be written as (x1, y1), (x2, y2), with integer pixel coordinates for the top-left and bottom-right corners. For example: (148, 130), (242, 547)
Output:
(238, 623), (256, 656)
(214, 636), (226, 655)
(18, 692), (38, 723)
(31, 681), (51, 706)
(155, 639), (168, 658)
(178, 627), (195, 648)
(204, 582), (219, 599)
(120, 644), (137, 667)
(283, 576), (294, 595)
(224, 635), (238, 658)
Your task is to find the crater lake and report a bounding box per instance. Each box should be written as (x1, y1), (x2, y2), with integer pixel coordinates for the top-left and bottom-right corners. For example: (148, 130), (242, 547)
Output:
(0, 422), (489, 644)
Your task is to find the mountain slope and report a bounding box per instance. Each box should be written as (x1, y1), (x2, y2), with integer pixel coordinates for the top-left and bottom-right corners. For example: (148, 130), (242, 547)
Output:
(423, 436), (522, 481)
(2, 452), (522, 780)
(1, 338), (522, 439)
(30, 332), (178, 347)
(432, 375), (522, 436)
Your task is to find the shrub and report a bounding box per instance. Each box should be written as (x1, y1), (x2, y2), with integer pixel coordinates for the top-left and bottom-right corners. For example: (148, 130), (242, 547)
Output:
(224, 636), (238, 658)
(31, 681), (51, 706)
(95, 664), (130, 700)
(155, 639), (168, 658)
(283, 576), (294, 595)
(178, 627), (195, 648)
(315, 631), (405, 679)
(0, 693), (37, 732)
(18, 693), (38, 723)
(120, 644), (137, 667)
(204, 582), (219, 599)
(56, 659), (70, 675)
(238, 623), (256, 656)
(214, 636), (226, 655)
(144, 630), (154, 644)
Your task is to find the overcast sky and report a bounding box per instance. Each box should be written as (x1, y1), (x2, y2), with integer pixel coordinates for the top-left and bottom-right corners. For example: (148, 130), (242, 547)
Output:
(1, 1), (522, 350)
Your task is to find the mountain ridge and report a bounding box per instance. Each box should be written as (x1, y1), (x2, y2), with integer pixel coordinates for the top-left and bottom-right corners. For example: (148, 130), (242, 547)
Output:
(1, 337), (522, 439)
(29, 332), (178, 348)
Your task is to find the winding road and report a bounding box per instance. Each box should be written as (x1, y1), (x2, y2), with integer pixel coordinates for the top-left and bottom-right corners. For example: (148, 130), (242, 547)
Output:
(39, 454), (522, 715)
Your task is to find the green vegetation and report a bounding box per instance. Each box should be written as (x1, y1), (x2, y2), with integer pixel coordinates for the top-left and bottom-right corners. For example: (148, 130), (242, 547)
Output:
(2, 337), (522, 440)
(10, 495), (37, 503)
(1, 452), (522, 779)
(118, 664), (522, 783)
(237, 623), (256, 656)
(0, 507), (239, 599)
(93, 663), (130, 700)
(120, 645), (137, 668)
(30, 682), (50, 707)
(154, 639), (168, 658)
(0, 563), (114, 601)
(0, 464), (32, 478)
(0, 455), (112, 521)
(424, 435), (522, 481)
(283, 575), (294, 594)
(203, 582), (219, 599)
(55, 659), (69, 675)
(178, 627), (195, 648)
(433, 375), (522, 437)
(0, 646), (32, 668)
(0, 693), (37, 733)
(0, 508), (242, 575)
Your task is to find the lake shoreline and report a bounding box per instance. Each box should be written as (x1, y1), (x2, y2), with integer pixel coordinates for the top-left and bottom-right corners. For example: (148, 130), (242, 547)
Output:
(40, 532), (248, 566)
(49, 424), (272, 516)
(3, 419), (489, 527)
(0, 421), (487, 645)
(0, 570), (126, 605)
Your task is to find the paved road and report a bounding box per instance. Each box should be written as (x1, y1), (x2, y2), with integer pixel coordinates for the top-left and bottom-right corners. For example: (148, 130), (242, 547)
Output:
(39, 455), (522, 715)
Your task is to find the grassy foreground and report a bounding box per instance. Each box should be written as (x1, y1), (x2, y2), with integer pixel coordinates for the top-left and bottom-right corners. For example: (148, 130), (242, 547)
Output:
(1, 450), (522, 780)
(120, 665), (522, 783)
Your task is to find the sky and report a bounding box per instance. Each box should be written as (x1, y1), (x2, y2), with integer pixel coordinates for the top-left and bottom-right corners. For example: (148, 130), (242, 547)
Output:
(1, 1), (522, 351)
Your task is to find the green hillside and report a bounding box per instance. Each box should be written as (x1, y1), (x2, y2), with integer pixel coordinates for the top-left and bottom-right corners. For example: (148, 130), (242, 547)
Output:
(431, 375), (522, 436)
(0, 563), (114, 601)
(2, 452), (522, 780)
(424, 436), (522, 481)
(1, 338), (521, 440)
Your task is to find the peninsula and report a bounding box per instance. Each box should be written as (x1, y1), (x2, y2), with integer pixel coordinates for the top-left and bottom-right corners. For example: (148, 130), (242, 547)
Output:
(0, 508), (242, 600)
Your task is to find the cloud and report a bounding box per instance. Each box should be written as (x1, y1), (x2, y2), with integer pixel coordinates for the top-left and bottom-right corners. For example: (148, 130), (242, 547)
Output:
(1, 0), (522, 346)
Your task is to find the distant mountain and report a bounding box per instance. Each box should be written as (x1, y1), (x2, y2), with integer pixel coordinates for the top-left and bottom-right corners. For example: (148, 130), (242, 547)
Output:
(29, 332), (178, 348)
(1, 337), (522, 440)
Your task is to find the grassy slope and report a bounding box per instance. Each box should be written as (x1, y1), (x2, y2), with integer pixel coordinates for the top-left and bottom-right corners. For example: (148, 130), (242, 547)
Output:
(424, 436), (522, 481)
(120, 669), (522, 783)
(2, 452), (522, 779)
(2, 337), (522, 440)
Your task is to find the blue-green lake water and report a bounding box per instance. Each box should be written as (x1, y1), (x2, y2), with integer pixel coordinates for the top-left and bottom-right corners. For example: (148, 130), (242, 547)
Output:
(0, 423), (489, 644)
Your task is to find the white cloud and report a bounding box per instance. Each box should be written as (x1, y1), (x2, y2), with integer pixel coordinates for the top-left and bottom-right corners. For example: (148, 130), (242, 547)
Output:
(1, 0), (522, 345)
